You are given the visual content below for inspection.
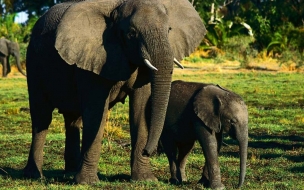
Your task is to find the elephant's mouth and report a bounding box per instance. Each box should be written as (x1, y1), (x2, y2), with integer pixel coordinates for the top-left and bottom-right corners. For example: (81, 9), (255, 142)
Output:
(228, 126), (237, 140)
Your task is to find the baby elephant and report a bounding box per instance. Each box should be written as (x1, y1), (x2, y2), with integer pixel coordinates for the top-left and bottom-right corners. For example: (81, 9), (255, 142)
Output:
(161, 80), (248, 189)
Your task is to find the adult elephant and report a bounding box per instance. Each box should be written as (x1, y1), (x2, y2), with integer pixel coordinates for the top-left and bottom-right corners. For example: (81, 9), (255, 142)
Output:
(0, 38), (26, 77)
(160, 80), (248, 189)
(23, 0), (206, 184)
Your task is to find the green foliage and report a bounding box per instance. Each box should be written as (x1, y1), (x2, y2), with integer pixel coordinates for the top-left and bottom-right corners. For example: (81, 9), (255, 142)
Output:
(205, 21), (229, 48)
(184, 55), (205, 63)
(193, 0), (303, 68)
(265, 22), (304, 68)
(267, 22), (294, 55)
(278, 49), (304, 69)
(1, 71), (304, 189)
(0, 13), (20, 41)
(19, 16), (39, 43)
(0, 13), (38, 43)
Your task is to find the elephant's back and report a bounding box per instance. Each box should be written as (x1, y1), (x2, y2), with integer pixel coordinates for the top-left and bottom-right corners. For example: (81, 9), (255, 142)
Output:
(26, 2), (82, 113)
(165, 80), (207, 126)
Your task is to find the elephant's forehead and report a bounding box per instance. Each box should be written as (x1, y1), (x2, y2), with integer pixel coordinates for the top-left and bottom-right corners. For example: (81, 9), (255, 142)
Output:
(229, 101), (248, 122)
(131, 5), (167, 23)
(121, 0), (167, 20)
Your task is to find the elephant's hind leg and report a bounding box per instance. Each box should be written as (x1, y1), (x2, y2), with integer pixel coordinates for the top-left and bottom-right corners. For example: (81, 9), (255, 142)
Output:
(63, 113), (81, 173)
(177, 141), (195, 183)
(160, 131), (179, 184)
(23, 97), (54, 179)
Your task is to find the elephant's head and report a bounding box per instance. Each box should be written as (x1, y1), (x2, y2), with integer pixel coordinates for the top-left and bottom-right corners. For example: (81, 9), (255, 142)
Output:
(0, 38), (26, 76)
(55, 0), (206, 156)
(193, 85), (248, 188)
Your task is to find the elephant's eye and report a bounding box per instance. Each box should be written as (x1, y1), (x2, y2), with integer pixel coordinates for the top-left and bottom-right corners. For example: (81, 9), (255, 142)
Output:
(230, 118), (237, 124)
(127, 29), (137, 39)
(168, 27), (172, 33)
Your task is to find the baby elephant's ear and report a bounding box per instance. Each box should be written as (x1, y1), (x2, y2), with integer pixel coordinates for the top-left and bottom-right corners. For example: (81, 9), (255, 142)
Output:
(193, 86), (223, 133)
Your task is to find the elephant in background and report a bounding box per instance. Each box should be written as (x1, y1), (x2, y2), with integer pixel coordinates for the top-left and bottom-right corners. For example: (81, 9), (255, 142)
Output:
(23, 0), (206, 184)
(0, 38), (26, 77)
(160, 80), (248, 189)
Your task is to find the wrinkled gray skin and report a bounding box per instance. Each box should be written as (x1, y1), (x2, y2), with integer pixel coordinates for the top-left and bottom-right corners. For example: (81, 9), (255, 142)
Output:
(160, 80), (248, 189)
(0, 38), (26, 77)
(23, 0), (206, 184)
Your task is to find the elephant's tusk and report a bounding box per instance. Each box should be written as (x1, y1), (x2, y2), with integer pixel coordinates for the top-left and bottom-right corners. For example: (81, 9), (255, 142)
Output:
(144, 59), (158, 71)
(174, 58), (184, 69)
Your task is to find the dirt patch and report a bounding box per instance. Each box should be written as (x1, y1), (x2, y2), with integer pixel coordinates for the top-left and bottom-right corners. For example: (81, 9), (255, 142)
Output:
(2, 58), (303, 78)
(178, 57), (304, 74)
(0, 65), (26, 78)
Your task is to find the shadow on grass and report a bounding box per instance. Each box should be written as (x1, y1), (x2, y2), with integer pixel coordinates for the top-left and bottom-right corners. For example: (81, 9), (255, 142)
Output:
(219, 133), (304, 163)
(223, 134), (304, 150)
(290, 165), (304, 173)
(0, 167), (132, 184)
(248, 134), (304, 151)
(251, 153), (304, 163)
(0, 167), (23, 179)
(249, 134), (304, 142)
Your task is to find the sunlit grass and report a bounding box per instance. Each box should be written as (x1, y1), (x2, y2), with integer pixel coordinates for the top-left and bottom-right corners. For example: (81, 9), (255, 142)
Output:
(0, 69), (303, 189)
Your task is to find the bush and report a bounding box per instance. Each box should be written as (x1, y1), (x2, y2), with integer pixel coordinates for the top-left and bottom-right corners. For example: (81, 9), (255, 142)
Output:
(215, 35), (257, 68)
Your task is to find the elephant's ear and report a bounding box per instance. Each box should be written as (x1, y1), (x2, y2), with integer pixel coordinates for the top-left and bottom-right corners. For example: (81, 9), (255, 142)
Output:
(55, 0), (130, 81)
(0, 38), (9, 56)
(193, 85), (224, 133)
(164, 0), (207, 61)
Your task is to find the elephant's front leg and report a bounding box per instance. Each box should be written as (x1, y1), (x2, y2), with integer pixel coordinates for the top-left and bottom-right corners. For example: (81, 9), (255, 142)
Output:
(194, 121), (225, 190)
(200, 131), (224, 187)
(129, 84), (157, 181)
(74, 69), (112, 184)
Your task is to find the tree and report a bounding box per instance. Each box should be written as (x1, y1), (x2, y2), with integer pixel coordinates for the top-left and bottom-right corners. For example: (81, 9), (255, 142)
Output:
(13, 0), (58, 18)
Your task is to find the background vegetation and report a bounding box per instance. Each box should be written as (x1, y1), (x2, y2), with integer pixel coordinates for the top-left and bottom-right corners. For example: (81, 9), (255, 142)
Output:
(1, 0), (304, 69)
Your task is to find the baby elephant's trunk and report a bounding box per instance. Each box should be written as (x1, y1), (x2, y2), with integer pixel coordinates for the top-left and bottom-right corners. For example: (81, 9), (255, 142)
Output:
(237, 131), (248, 188)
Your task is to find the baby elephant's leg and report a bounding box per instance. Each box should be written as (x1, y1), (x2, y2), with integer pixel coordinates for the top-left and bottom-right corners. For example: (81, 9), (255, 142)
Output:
(161, 132), (179, 184)
(194, 121), (225, 190)
(177, 141), (195, 182)
(199, 131), (223, 187)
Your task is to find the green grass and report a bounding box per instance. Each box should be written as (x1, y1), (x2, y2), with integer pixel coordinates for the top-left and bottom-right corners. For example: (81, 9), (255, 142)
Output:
(0, 70), (304, 189)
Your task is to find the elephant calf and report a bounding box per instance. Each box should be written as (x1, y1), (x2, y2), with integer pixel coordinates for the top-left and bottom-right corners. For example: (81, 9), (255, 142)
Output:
(160, 80), (248, 189)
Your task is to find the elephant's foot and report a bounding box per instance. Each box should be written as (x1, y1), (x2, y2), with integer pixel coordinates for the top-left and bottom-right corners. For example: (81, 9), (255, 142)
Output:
(74, 171), (99, 184)
(179, 170), (187, 182)
(169, 171), (186, 185)
(210, 181), (225, 190)
(169, 177), (182, 185)
(198, 175), (209, 187)
(23, 164), (43, 179)
(198, 176), (225, 190)
(131, 170), (158, 181)
(131, 154), (158, 181)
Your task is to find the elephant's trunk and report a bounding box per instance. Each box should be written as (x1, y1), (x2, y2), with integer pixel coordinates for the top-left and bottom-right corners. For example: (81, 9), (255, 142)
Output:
(237, 128), (248, 188)
(14, 54), (26, 76)
(142, 33), (173, 156)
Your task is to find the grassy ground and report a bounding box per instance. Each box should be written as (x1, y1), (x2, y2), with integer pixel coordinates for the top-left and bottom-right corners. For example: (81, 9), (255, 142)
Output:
(0, 62), (303, 189)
